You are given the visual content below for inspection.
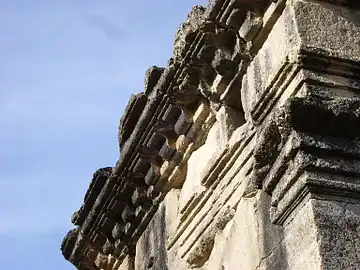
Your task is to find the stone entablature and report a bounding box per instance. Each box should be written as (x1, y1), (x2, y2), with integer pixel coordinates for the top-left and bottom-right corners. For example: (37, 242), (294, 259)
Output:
(62, 0), (360, 269)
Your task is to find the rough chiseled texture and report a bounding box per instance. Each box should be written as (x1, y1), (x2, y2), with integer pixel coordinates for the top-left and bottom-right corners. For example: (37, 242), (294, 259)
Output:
(61, 0), (360, 269)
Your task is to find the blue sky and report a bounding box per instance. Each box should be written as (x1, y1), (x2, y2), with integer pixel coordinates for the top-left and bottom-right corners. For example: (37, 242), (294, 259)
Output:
(0, 1), (207, 269)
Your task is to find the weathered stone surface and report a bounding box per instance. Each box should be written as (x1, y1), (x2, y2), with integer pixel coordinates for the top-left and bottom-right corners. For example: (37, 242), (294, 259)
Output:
(118, 93), (147, 148)
(293, 0), (360, 62)
(185, 206), (235, 268)
(241, 2), (300, 122)
(135, 189), (180, 270)
(239, 12), (263, 41)
(310, 199), (360, 269)
(62, 0), (360, 269)
(216, 106), (245, 144)
(219, 191), (286, 270)
(61, 228), (80, 261)
(173, 6), (206, 62)
(145, 66), (165, 95)
(178, 122), (222, 213)
(72, 167), (113, 227)
(117, 255), (135, 270)
(281, 199), (322, 270)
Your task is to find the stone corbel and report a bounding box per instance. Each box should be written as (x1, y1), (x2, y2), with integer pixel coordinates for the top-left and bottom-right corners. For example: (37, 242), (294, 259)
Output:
(118, 93), (147, 149)
(72, 168), (113, 227)
(154, 119), (178, 144)
(138, 145), (164, 167)
(169, 85), (201, 114)
(94, 252), (116, 270)
(62, 229), (106, 270)
(144, 66), (165, 95)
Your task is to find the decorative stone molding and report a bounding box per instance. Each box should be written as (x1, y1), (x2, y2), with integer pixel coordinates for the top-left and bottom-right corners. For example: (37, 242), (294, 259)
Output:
(256, 95), (360, 224)
(61, 0), (360, 269)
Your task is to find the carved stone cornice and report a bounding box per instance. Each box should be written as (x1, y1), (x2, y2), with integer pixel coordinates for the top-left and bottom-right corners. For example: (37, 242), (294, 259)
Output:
(252, 95), (360, 225)
(71, 168), (112, 227)
(61, 0), (284, 268)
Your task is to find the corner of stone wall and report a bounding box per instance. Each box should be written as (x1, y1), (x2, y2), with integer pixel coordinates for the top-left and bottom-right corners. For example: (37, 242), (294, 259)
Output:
(119, 1), (360, 269)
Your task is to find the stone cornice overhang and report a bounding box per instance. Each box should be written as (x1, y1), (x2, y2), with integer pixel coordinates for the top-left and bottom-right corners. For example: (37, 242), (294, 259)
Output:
(61, 0), (279, 268)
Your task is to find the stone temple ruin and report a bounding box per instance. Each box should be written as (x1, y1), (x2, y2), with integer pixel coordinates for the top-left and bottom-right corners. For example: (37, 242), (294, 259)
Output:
(61, 0), (360, 269)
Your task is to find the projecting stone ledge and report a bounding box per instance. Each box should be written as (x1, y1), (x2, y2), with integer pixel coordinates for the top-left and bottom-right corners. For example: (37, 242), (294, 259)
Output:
(61, 0), (360, 269)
